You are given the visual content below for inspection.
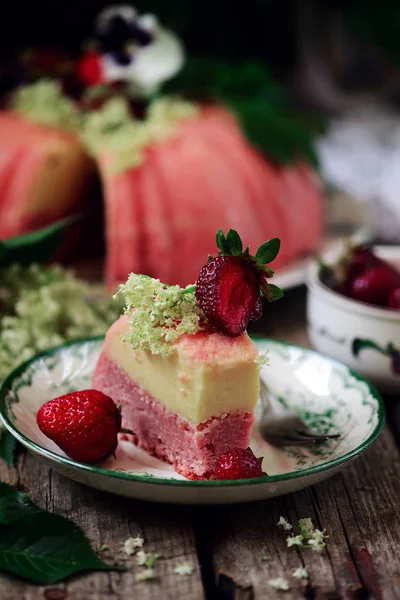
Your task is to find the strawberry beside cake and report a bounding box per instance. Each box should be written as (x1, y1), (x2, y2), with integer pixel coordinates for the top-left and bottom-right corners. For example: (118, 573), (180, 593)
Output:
(92, 229), (283, 479)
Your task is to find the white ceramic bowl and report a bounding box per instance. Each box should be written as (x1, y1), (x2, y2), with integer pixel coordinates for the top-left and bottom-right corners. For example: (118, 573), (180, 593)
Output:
(307, 246), (400, 392)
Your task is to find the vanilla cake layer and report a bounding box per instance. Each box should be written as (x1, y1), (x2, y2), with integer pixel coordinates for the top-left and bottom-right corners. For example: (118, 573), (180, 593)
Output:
(101, 315), (260, 425)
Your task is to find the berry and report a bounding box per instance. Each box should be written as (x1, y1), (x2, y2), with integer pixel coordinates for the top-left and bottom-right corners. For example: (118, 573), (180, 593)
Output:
(388, 288), (400, 310)
(349, 265), (400, 307)
(36, 389), (121, 463)
(196, 229), (283, 336)
(76, 51), (104, 86)
(196, 256), (260, 336)
(215, 447), (264, 480)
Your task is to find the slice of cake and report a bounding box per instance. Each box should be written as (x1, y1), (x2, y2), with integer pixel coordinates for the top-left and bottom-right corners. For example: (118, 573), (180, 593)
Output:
(93, 315), (259, 479)
(93, 229), (283, 479)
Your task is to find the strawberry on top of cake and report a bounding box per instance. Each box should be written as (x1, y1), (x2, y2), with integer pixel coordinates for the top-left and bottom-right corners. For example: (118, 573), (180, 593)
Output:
(92, 229), (283, 479)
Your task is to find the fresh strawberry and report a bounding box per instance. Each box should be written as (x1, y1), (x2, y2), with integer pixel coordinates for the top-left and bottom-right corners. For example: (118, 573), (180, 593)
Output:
(76, 51), (104, 87)
(196, 229), (283, 336)
(388, 287), (400, 310)
(349, 265), (400, 306)
(215, 447), (265, 480)
(36, 389), (121, 463)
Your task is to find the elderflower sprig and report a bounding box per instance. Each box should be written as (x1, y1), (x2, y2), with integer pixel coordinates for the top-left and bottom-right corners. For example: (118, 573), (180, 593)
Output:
(278, 516), (328, 553)
(0, 263), (122, 382)
(116, 274), (204, 357)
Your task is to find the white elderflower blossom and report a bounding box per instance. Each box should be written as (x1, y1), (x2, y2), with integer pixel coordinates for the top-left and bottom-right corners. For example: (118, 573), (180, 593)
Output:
(135, 568), (155, 581)
(268, 577), (290, 591)
(117, 274), (204, 356)
(174, 562), (194, 576)
(287, 535), (304, 548)
(292, 567), (308, 579)
(277, 516), (292, 531)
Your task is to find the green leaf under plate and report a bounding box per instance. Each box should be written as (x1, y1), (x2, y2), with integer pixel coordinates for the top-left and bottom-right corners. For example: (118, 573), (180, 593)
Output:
(0, 483), (125, 584)
(0, 431), (18, 468)
(0, 215), (80, 268)
(0, 482), (41, 525)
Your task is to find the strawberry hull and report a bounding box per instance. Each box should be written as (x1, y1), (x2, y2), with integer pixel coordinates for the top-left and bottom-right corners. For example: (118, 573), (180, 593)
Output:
(99, 106), (324, 290)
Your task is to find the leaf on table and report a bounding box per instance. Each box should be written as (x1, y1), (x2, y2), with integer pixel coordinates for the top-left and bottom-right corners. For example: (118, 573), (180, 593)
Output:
(0, 215), (81, 268)
(0, 482), (41, 524)
(0, 482), (126, 583)
(0, 430), (18, 468)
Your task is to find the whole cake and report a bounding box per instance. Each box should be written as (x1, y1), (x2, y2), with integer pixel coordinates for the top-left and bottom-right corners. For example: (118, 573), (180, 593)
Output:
(0, 4), (324, 286)
(92, 229), (282, 478)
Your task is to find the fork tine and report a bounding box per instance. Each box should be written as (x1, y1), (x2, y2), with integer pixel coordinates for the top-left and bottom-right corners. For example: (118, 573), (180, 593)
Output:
(294, 429), (341, 441)
(282, 430), (340, 445)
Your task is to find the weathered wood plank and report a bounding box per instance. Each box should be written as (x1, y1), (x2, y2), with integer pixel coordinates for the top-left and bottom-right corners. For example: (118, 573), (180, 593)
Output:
(0, 452), (205, 600)
(203, 424), (400, 599)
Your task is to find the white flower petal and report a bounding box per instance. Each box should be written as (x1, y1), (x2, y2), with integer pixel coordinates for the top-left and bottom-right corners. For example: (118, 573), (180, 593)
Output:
(138, 13), (158, 33)
(129, 28), (184, 91)
(97, 5), (138, 33)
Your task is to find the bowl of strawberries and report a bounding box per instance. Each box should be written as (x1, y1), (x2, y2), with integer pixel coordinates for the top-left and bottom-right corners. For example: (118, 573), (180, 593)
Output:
(307, 244), (400, 391)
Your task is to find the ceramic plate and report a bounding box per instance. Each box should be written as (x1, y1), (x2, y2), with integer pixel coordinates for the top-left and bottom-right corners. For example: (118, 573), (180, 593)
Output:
(0, 338), (384, 505)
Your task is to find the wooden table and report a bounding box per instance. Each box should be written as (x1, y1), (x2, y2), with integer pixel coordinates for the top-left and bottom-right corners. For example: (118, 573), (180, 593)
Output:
(1, 287), (400, 600)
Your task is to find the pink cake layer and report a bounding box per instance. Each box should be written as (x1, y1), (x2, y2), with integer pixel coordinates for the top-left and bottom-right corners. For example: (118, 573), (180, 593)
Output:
(92, 353), (255, 479)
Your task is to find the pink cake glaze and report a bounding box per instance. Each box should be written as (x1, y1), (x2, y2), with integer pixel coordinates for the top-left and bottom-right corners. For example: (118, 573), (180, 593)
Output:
(92, 353), (255, 479)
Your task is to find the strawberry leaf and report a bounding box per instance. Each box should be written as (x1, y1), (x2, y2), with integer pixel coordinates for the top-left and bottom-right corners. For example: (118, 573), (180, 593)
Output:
(216, 229), (231, 255)
(226, 229), (243, 255)
(0, 215), (80, 268)
(268, 284), (284, 302)
(0, 482), (125, 583)
(256, 238), (281, 265)
(0, 431), (18, 468)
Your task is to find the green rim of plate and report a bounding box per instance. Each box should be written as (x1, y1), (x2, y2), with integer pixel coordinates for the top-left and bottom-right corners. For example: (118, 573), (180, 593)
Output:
(0, 335), (385, 488)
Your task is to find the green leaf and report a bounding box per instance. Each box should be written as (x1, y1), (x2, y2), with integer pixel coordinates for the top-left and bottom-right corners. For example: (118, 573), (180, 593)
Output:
(228, 98), (319, 167)
(216, 229), (231, 255)
(0, 482), (41, 525)
(0, 431), (18, 468)
(0, 482), (125, 583)
(164, 57), (322, 166)
(226, 229), (243, 255)
(0, 215), (80, 268)
(256, 238), (281, 265)
(0, 513), (124, 584)
(268, 284), (284, 302)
